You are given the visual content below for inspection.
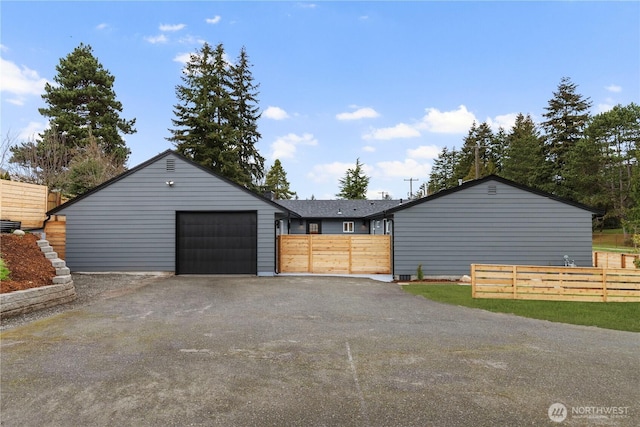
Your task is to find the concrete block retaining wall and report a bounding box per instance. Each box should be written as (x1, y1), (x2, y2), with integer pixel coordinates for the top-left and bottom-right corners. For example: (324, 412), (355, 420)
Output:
(0, 238), (77, 318)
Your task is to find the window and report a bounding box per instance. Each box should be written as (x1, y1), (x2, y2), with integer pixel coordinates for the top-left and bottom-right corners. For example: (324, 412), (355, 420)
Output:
(343, 221), (354, 233)
(308, 222), (320, 234)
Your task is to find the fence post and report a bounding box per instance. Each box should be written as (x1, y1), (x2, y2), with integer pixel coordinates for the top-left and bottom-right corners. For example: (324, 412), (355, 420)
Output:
(594, 251), (598, 267)
(471, 264), (476, 298)
(512, 265), (517, 299)
(621, 254), (626, 269)
(602, 267), (607, 302)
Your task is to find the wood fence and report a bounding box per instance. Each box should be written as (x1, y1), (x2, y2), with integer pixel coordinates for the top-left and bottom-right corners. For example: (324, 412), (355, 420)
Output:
(593, 251), (638, 269)
(0, 181), (48, 229)
(471, 264), (640, 302)
(44, 216), (66, 260)
(278, 235), (391, 274)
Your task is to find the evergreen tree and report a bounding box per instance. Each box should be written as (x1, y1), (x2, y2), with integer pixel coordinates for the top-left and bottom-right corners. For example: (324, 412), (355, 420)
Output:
(427, 146), (459, 194)
(541, 77), (592, 197)
(265, 159), (296, 199)
(501, 113), (550, 190)
(454, 121), (495, 181)
(336, 158), (370, 199)
(169, 43), (265, 190)
(229, 47), (265, 188)
(580, 103), (640, 233)
(38, 43), (135, 165)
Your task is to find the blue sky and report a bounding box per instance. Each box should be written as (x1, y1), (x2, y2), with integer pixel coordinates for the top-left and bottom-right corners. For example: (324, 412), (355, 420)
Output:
(1, 1), (639, 200)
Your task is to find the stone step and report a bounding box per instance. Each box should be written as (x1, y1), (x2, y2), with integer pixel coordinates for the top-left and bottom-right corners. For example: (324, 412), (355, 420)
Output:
(56, 267), (70, 276)
(45, 251), (58, 259)
(50, 259), (66, 268)
(52, 275), (73, 285)
(37, 239), (49, 248)
(40, 245), (54, 253)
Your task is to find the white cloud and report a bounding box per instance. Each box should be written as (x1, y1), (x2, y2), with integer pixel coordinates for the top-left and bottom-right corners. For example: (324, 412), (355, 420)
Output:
(178, 35), (206, 45)
(173, 52), (192, 64)
(486, 113), (518, 131)
(0, 57), (48, 105)
(363, 123), (420, 140)
(605, 84), (622, 93)
(264, 106), (290, 120)
(597, 103), (614, 113)
(160, 23), (186, 32)
(307, 161), (354, 184)
(407, 145), (439, 160)
(362, 146), (376, 153)
(374, 159), (430, 180)
(145, 34), (168, 44)
(270, 133), (317, 159)
(298, 3), (317, 8)
(18, 121), (47, 141)
(417, 105), (477, 134)
(206, 16), (222, 24)
(96, 23), (109, 30)
(0, 44), (8, 52)
(336, 107), (380, 121)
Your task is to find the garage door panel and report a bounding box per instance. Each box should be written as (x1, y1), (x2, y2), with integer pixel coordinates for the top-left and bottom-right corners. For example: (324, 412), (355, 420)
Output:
(177, 212), (257, 274)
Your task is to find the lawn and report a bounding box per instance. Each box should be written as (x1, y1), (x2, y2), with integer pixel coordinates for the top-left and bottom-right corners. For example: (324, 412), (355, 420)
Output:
(403, 284), (640, 333)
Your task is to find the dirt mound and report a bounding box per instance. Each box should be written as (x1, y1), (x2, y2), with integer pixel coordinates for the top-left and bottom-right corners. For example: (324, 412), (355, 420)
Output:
(1, 233), (56, 293)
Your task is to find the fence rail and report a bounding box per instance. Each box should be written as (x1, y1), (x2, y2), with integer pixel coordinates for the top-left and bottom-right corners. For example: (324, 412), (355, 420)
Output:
(471, 264), (640, 302)
(278, 235), (391, 274)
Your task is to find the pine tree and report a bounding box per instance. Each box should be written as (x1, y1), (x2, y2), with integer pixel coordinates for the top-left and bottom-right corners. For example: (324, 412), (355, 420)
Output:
(336, 158), (370, 199)
(169, 43), (265, 190)
(501, 113), (550, 190)
(427, 146), (459, 193)
(541, 77), (592, 197)
(38, 43), (135, 165)
(454, 121), (495, 181)
(265, 159), (296, 199)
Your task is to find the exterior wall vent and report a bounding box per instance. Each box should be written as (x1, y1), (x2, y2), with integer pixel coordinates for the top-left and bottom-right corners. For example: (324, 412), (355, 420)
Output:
(488, 184), (497, 195)
(166, 158), (175, 172)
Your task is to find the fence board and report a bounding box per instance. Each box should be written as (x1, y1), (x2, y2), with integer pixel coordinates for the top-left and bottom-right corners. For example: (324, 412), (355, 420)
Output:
(44, 218), (66, 260)
(0, 181), (48, 229)
(593, 251), (639, 269)
(472, 264), (640, 302)
(278, 235), (390, 274)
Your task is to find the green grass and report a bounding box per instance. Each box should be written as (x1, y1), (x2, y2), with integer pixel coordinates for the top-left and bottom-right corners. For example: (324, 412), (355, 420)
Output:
(403, 284), (640, 332)
(0, 258), (10, 281)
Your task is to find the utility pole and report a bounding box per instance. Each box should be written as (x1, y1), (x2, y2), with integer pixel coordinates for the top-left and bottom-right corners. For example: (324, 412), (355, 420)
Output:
(378, 191), (387, 200)
(404, 177), (419, 199)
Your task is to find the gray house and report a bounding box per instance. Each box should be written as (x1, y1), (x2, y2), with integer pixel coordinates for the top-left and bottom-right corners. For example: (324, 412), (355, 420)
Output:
(374, 176), (601, 278)
(47, 150), (292, 275)
(275, 199), (400, 235)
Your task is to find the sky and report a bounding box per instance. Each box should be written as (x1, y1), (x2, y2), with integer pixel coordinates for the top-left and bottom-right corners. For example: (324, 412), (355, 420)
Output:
(1, 1), (639, 200)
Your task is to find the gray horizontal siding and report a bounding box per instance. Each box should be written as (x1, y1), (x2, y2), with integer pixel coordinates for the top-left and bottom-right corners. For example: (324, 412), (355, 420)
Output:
(393, 180), (594, 277)
(58, 153), (283, 274)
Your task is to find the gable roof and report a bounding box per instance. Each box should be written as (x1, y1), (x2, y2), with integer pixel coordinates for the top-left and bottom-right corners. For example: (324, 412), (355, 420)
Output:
(370, 175), (604, 218)
(47, 149), (295, 216)
(275, 199), (402, 219)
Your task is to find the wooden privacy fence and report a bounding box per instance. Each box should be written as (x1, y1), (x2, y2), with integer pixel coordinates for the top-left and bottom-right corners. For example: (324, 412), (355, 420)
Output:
(44, 216), (66, 260)
(278, 235), (391, 274)
(472, 264), (640, 302)
(593, 251), (639, 269)
(0, 181), (48, 229)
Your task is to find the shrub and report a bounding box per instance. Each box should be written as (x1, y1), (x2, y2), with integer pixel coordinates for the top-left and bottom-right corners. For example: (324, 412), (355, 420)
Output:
(417, 264), (424, 281)
(0, 258), (10, 281)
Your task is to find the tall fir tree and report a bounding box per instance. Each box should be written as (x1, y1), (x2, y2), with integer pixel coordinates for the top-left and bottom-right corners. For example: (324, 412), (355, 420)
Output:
(453, 121), (495, 181)
(265, 159), (296, 200)
(501, 113), (550, 190)
(427, 146), (459, 194)
(541, 77), (592, 197)
(40, 43), (135, 164)
(336, 158), (370, 199)
(169, 43), (264, 189)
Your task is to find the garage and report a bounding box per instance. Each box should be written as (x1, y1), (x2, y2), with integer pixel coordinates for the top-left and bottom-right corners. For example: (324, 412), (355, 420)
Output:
(176, 211), (257, 275)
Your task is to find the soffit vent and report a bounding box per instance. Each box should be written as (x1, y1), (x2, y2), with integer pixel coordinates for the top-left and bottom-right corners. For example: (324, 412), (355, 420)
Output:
(166, 158), (175, 172)
(488, 184), (497, 195)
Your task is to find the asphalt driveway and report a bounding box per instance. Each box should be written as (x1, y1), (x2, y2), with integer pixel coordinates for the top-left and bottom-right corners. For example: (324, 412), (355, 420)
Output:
(1, 275), (638, 426)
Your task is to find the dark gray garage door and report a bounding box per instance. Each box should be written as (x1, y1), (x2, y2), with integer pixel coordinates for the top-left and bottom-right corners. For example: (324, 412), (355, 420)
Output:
(176, 211), (257, 274)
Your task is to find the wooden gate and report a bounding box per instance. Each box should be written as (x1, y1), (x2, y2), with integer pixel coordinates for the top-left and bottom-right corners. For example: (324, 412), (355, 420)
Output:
(278, 235), (391, 274)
